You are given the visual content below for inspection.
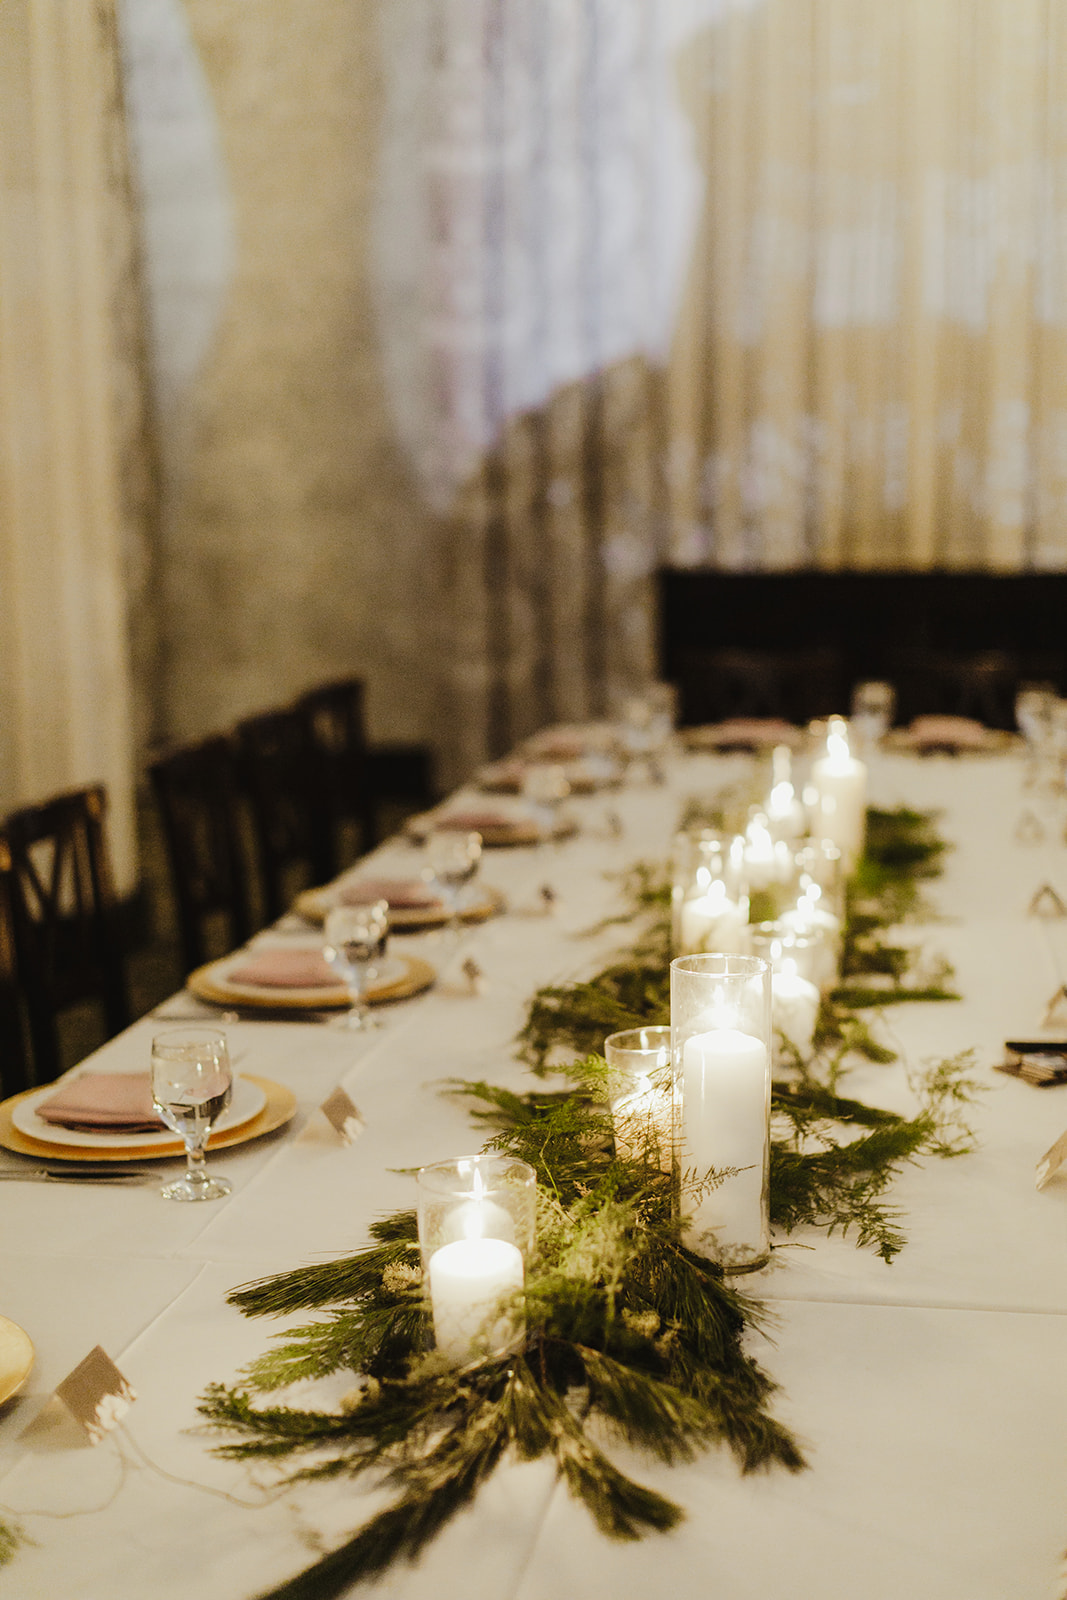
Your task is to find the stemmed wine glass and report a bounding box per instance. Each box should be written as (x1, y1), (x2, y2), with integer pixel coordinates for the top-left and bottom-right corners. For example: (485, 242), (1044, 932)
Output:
(323, 900), (389, 1029)
(426, 830), (482, 936)
(150, 1027), (233, 1202)
(521, 764), (571, 840)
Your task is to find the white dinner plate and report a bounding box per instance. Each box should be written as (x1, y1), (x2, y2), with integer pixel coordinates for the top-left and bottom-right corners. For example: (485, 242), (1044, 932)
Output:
(13, 1074), (267, 1151)
(0, 1316), (34, 1405)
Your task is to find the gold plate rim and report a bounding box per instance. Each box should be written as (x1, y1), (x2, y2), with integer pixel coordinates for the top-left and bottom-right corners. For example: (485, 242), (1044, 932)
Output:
(186, 953), (436, 1012)
(0, 1074), (297, 1164)
(293, 886), (502, 930)
(0, 1315), (35, 1406)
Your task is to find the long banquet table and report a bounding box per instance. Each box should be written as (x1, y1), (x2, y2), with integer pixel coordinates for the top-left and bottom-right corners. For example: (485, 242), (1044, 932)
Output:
(2, 741), (1067, 1600)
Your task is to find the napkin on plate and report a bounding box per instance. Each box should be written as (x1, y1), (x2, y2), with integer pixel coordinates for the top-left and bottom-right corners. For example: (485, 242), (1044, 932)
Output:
(907, 715), (988, 751)
(226, 949), (339, 988)
(338, 877), (444, 910)
(435, 808), (527, 832)
(697, 718), (802, 751)
(35, 1072), (164, 1133)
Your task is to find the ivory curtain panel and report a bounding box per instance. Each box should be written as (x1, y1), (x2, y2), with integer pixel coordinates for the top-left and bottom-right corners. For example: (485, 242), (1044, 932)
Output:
(375, 0), (1067, 765)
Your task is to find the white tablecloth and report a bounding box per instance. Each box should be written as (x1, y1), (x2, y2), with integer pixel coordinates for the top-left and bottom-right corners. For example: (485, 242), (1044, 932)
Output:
(2, 748), (1066, 1600)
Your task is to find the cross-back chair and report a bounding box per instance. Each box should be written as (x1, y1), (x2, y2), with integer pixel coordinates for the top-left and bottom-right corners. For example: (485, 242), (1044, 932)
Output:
(0, 833), (31, 1096)
(149, 735), (254, 977)
(295, 677), (377, 876)
(235, 707), (333, 923)
(4, 785), (130, 1085)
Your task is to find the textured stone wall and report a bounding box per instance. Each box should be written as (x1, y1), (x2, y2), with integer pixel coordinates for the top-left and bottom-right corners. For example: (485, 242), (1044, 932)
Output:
(122, 0), (439, 759)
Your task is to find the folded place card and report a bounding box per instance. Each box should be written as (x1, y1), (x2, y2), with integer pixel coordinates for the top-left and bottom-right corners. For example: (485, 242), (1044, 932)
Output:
(1027, 884), (1067, 919)
(1043, 986), (1067, 1029)
(461, 957), (486, 996)
(54, 1347), (135, 1444)
(319, 1087), (365, 1145)
(1015, 809), (1046, 845)
(1036, 1128), (1067, 1190)
(998, 1044), (1067, 1087)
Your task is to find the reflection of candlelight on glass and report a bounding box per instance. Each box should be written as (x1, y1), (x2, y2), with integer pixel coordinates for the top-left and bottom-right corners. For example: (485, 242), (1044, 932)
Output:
(418, 1157), (533, 1366)
(606, 1026), (672, 1170)
(780, 886), (841, 991)
(811, 717), (867, 867)
(743, 815), (795, 892)
(765, 746), (806, 841)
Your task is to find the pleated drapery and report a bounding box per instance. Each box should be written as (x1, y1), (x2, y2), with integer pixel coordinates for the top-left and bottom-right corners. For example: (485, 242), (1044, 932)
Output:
(374, 0), (1067, 774)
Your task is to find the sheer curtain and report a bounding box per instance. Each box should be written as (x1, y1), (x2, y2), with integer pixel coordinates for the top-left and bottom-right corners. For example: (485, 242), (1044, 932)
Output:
(0, 0), (148, 890)
(373, 0), (1067, 773)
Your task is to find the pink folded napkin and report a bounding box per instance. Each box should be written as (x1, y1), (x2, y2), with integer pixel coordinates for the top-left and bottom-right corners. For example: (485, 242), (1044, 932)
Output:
(707, 718), (800, 749)
(227, 949), (339, 988)
(478, 761), (526, 793)
(436, 808), (524, 832)
(908, 715), (988, 750)
(338, 877), (443, 910)
(530, 733), (586, 760)
(36, 1072), (164, 1133)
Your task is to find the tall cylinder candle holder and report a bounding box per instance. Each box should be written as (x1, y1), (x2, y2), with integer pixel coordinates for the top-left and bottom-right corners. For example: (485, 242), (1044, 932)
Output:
(672, 831), (749, 957)
(604, 1025), (673, 1171)
(416, 1155), (536, 1366)
(749, 926), (821, 1063)
(670, 954), (772, 1272)
(810, 716), (867, 869)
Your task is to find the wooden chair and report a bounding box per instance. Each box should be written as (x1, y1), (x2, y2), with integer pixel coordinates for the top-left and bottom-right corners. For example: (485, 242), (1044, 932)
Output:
(4, 786), (130, 1086)
(888, 648), (1021, 729)
(235, 707), (333, 923)
(148, 736), (254, 976)
(296, 678), (377, 877)
(675, 646), (842, 726)
(0, 833), (31, 1096)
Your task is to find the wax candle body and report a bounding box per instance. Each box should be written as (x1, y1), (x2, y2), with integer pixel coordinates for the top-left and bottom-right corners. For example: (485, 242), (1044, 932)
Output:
(811, 747), (867, 867)
(680, 1028), (769, 1262)
(428, 1237), (524, 1364)
(678, 891), (749, 957)
(779, 904), (841, 990)
(770, 969), (820, 1057)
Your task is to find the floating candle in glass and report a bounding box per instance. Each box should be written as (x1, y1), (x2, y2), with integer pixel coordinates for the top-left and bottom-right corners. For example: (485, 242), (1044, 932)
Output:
(670, 954), (772, 1272)
(416, 1155), (536, 1365)
(604, 1025), (672, 1170)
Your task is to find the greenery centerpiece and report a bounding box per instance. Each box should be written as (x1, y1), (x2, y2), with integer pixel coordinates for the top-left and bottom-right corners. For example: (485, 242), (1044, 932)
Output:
(196, 805), (978, 1600)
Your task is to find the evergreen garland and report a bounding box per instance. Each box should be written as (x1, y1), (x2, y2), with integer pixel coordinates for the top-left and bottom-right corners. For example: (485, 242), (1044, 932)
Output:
(200, 805), (980, 1598)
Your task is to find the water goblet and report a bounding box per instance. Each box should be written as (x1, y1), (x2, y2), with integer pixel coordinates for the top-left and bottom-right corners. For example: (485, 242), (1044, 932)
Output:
(324, 900), (389, 1029)
(427, 830), (483, 935)
(850, 680), (895, 751)
(521, 764), (571, 840)
(150, 1027), (233, 1202)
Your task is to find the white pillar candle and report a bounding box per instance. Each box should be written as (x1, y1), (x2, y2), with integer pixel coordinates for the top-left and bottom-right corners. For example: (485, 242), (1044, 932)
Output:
(680, 1028), (769, 1260)
(770, 967), (820, 1058)
(428, 1237), (525, 1364)
(779, 902), (842, 991)
(811, 718), (867, 868)
(679, 885), (749, 956)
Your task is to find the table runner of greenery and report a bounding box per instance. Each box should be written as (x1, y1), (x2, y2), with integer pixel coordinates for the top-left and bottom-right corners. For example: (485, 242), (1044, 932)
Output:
(185, 806), (979, 1600)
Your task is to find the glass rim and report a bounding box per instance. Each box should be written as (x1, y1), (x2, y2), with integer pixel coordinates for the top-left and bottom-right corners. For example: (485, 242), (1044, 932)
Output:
(416, 1153), (536, 1199)
(150, 1025), (229, 1051)
(670, 953), (770, 977)
(604, 1025), (671, 1054)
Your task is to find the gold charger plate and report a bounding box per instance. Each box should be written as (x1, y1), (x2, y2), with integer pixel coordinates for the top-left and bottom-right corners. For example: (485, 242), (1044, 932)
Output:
(0, 1075), (296, 1164)
(293, 884), (502, 930)
(882, 728), (1018, 756)
(405, 813), (577, 848)
(187, 953), (436, 1012)
(0, 1316), (34, 1405)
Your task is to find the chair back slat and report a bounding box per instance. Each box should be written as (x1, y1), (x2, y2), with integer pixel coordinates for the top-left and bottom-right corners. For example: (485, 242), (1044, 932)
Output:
(149, 736), (253, 975)
(0, 833), (31, 1095)
(235, 708), (332, 923)
(5, 786), (129, 1085)
(296, 677), (376, 874)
